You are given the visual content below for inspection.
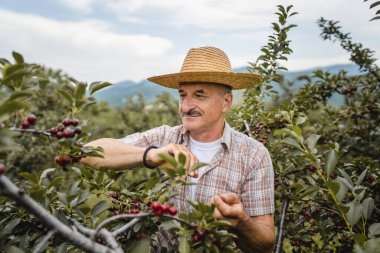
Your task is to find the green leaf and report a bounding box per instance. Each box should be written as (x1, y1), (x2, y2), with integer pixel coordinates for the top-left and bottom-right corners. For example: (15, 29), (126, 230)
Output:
(295, 115), (307, 125)
(57, 89), (73, 105)
(339, 169), (354, 187)
(362, 198), (374, 220)
(39, 168), (55, 184)
(0, 218), (21, 237)
(130, 238), (150, 253)
(74, 82), (87, 101)
(89, 81), (112, 95)
(74, 192), (93, 207)
(190, 162), (208, 172)
(353, 233), (366, 245)
(5, 246), (24, 253)
(325, 181), (340, 196)
(55, 243), (67, 253)
(290, 125), (302, 137)
(179, 236), (190, 253)
(12, 51), (24, 64)
(178, 153), (186, 166)
(57, 192), (68, 206)
(19, 172), (39, 185)
(9, 90), (34, 100)
(368, 223), (380, 238)
(356, 169), (367, 186)
(325, 150), (338, 177)
(91, 200), (108, 217)
(0, 100), (30, 121)
(345, 200), (363, 226)
(158, 153), (177, 168)
(335, 177), (349, 201)
(282, 137), (302, 150)
(305, 134), (321, 153)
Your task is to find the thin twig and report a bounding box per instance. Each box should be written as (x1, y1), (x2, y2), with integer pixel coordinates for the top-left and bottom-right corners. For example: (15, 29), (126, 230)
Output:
(243, 120), (253, 137)
(318, 231), (338, 253)
(93, 212), (151, 239)
(10, 127), (52, 137)
(112, 217), (141, 237)
(275, 194), (289, 253)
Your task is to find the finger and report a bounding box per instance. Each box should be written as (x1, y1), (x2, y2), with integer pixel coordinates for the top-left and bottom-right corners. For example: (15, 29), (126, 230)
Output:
(212, 195), (234, 217)
(220, 193), (241, 205)
(213, 206), (224, 219)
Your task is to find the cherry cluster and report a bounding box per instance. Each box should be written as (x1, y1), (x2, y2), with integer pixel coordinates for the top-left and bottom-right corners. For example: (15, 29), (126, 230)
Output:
(251, 119), (289, 145)
(150, 201), (177, 216)
(49, 118), (81, 139)
(20, 114), (37, 129)
(190, 223), (224, 250)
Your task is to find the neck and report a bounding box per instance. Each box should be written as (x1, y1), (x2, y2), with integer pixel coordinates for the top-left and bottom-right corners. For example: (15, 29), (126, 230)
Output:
(189, 120), (225, 142)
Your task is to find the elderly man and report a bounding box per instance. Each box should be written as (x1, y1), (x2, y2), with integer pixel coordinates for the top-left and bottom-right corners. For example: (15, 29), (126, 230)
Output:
(82, 46), (275, 252)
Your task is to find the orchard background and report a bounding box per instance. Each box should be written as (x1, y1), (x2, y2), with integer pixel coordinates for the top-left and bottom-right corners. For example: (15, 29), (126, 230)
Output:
(0, 4), (379, 253)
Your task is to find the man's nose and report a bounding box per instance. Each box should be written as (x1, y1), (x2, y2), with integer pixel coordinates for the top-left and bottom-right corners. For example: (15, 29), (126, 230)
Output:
(180, 97), (196, 112)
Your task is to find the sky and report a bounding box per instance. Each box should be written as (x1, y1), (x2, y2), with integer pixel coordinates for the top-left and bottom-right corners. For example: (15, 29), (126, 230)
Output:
(0, 0), (379, 84)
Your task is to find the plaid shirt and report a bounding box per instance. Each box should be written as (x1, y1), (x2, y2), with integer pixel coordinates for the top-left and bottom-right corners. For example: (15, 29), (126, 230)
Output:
(122, 122), (275, 216)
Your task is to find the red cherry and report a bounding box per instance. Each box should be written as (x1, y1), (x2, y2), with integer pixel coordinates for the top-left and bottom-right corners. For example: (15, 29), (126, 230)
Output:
(192, 234), (200, 242)
(49, 128), (58, 135)
(71, 119), (79, 126)
(0, 164), (5, 174)
(56, 132), (65, 139)
(74, 127), (82, 134)
(63, 129), (75, 138)
(27, 114), (37, 125)
(154, 209), (163, 217)
(150, 201), (161, 211)
(21, 119), (30, 129)
(168, 207), (177, 216)
(161, 204), (169, 212)
(55, 156), (72, 166)
(62, 118), (72, 127)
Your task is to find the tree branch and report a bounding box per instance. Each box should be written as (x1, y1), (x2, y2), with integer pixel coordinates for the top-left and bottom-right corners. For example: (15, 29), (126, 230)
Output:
(0, 174), (116, 253)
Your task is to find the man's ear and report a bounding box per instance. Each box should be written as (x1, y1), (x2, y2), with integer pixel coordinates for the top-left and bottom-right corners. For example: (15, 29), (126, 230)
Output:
(223, 93), (233, 112)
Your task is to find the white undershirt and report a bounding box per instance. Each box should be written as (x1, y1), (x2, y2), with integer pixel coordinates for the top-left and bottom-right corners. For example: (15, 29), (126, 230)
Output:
(189, 136), (222, 202)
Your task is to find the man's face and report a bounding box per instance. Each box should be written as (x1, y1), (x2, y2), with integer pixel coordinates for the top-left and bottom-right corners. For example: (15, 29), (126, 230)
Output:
(178, 83), (232, 135)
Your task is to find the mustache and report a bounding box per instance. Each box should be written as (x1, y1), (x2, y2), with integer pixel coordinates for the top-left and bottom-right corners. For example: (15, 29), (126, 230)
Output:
(182, 109), (202, 117)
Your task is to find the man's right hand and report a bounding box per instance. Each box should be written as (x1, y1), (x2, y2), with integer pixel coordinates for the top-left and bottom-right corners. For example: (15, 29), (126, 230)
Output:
(147, 143), (199, 178)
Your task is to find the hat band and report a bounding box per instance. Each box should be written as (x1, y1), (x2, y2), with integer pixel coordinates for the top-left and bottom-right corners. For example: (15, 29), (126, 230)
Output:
(178, 81), (232, 88)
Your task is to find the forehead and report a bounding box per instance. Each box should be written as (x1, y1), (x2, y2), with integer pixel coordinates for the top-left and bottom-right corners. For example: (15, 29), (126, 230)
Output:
(178, 82), (224, 93)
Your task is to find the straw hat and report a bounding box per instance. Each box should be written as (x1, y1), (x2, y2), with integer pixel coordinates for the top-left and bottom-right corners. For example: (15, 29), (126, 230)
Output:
(147, 46), (262, 90)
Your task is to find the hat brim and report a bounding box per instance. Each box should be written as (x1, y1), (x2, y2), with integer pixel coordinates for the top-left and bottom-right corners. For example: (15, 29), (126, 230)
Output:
(147, 71), (262, 90)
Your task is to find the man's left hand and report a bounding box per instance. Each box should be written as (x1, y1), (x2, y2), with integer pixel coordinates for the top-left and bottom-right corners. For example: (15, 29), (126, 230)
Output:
(211, 193), (249, 228)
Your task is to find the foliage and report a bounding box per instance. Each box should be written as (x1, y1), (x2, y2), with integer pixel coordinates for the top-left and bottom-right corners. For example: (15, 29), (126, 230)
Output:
(364, 0), (380, 21)
(0, 3), (379, 253)
(234, 4), (379, 253)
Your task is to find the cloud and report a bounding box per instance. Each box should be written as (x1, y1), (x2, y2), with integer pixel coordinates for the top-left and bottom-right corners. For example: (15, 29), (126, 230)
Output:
(0, 8), (175, 83)
(56, 0), (95, 13)
(106, 0), (276, 30)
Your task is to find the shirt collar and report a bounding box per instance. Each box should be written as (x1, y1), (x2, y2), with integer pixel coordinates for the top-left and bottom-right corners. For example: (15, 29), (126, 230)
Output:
(180, 121), (232, 151)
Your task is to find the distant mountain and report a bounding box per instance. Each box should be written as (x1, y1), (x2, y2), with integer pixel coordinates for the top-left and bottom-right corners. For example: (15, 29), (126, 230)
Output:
(94, 64), (361, 107)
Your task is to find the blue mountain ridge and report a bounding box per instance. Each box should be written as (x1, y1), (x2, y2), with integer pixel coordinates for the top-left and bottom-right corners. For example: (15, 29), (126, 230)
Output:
(94, 64), (361, 107)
